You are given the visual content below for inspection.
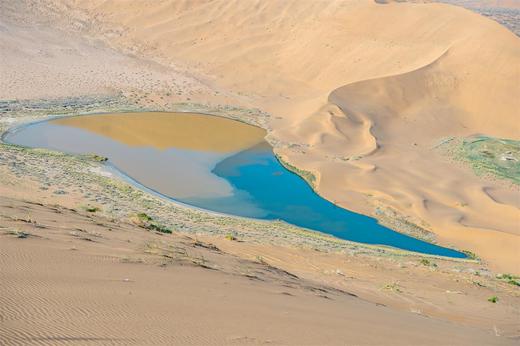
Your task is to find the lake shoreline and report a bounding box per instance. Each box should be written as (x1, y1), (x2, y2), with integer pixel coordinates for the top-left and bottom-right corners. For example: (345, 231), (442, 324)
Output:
(1, 125), (519, 340)
(1, 100), (468, 259)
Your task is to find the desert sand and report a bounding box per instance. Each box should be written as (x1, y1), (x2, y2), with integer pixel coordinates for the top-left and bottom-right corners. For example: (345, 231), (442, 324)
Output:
(1, 0), (519, 345)
(4, 0), (518, 272)
(2, 196), (518, 345)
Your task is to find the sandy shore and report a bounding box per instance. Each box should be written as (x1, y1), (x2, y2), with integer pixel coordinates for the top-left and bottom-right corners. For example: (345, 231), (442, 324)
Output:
(1, 1), (519, 344)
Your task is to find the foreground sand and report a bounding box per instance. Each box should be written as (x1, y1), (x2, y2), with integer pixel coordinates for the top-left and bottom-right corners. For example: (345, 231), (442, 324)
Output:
(1, 196), (518, 345)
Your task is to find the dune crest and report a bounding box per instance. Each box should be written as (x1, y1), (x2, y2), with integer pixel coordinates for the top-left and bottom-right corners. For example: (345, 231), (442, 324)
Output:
(321, 42), (520, 272)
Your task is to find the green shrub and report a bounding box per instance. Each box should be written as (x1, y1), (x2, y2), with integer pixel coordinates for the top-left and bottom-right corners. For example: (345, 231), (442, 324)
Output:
(137, 212), (153, 221)
(420, 259), (430, 266)
(496, 274), (520, 287)
(225, 233), (237, 241)
(462, 250), (478, 260)
(88, 154), (108, 162)
(147, 223), (172, 234)
(488, 296), (498, 303)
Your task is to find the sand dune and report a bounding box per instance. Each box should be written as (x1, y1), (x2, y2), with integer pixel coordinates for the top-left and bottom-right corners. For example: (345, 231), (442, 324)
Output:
(1, 197), (518, 345)
(320, 45), (520, 271)
(3, 0), (519, 272)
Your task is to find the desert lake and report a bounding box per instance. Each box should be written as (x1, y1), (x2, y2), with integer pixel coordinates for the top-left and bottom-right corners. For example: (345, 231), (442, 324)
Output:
(5, 112), (466, 258)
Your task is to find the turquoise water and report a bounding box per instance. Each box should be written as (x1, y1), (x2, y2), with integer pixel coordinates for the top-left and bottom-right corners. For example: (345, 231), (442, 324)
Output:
(5, 115), (466, 258)
(191, 142), (466, 257)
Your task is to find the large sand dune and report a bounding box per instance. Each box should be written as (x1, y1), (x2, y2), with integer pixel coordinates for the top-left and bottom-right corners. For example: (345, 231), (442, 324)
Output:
(3, 197), (518, 345)
(325, 47), (520, 272)
(3, 0), (519, 272)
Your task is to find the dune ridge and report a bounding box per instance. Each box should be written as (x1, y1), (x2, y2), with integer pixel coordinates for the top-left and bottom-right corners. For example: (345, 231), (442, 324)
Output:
(317, 46), (520, 271)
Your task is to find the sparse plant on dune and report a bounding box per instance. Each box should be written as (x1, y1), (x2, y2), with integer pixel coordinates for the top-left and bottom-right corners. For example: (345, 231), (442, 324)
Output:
(383, 281), (402, 293)
(488, 296), (499, 303)
(225, 233), (237, 241)
(496, 274), (520, 287)
(137, 212), (153, 222)
(84, 206), (100, 213)
(147, 223), (172, 234)
(419, 258), (437, 267)
(132, 212), (171, 234)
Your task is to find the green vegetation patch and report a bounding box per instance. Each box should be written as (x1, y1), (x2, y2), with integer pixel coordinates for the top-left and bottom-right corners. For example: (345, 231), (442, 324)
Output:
(133, 212), (171, 234)
(441, 135), (520, 185)
(461, 250), (479, 260)
(275, 154), (316, 188)
(488, 296), (499, 303)
(86, 154), (108, 162)
(137, 212), (153, 222)
(419, 258), (437, 267)
(225, 233), (237, 241)
(497, 273), (520, 287)
(374, 207), (436, 243)
(84, 206), (101, 213)
(382, 282), (402, 293)
(147, 223), (172, 234)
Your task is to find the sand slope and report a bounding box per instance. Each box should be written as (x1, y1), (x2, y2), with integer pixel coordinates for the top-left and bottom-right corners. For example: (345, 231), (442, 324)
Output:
(1, 197), (518, 345)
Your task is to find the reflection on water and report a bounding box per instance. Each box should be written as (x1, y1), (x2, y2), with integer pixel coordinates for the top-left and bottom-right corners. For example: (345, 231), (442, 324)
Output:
(6, 112), (466, 258)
